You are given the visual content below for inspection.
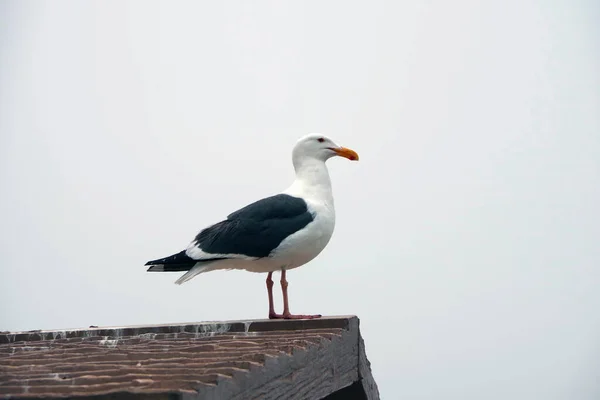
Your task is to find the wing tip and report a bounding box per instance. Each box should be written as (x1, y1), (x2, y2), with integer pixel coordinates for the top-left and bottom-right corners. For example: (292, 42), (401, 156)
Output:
(147, 265), (164, 272)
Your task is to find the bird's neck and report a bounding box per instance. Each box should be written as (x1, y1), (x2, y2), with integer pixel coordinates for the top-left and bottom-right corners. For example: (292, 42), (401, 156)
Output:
(286, 159), (334, 204)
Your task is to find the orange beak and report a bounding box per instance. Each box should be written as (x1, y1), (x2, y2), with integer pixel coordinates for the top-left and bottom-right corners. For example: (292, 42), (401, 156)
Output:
(331, 146), (359, 161)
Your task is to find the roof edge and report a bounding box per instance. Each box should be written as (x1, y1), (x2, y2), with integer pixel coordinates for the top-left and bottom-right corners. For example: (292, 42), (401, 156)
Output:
(0, 315), (358, 344)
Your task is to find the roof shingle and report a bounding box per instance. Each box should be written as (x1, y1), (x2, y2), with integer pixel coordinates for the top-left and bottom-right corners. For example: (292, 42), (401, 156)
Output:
(0, 316), (378, 400)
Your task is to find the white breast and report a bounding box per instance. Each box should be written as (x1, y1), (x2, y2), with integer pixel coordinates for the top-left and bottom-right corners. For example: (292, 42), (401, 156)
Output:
(269, 198), (335, 270)
(269, 154), (337, 270)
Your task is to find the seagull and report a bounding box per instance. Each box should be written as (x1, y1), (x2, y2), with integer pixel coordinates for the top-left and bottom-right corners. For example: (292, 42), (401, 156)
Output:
(145, 133), (359, 319)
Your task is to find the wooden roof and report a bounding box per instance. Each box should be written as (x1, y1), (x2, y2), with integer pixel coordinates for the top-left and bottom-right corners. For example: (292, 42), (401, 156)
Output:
(0, 316), (379, 399)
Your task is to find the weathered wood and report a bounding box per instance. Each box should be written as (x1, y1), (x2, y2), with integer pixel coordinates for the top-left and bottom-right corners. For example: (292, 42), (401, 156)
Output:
(0, 316), (380, 400)
(0, 316), (355, 345)
(191, 318), (360, 400)
(358, 326), (380, 400)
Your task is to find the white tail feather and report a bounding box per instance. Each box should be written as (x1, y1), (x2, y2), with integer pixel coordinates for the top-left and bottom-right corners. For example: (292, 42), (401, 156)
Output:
(174, 262), (217, 285)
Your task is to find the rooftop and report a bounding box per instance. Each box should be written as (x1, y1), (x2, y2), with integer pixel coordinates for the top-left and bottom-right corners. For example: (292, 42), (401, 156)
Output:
(0, 316), (378, 399)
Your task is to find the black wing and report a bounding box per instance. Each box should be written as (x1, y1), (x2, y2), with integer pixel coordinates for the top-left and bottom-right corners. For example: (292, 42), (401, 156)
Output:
(192, 194), (314, 258)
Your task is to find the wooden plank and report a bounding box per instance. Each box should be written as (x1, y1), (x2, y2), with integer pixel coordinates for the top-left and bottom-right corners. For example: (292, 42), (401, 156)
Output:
(0, 316), (380, 399)
(190, 318), (360, 400)
(358, 330), (380, 400)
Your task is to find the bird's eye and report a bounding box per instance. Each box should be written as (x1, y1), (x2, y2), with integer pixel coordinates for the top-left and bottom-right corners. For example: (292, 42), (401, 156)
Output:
(317, 138), (325, 143)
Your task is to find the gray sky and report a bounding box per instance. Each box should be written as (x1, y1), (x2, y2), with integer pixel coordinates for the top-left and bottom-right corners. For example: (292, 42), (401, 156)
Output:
(1, 1), (599, 399)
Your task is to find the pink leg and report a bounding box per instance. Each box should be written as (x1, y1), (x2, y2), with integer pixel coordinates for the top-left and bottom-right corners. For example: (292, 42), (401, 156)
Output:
(266, 272), (283, 319)
(279, 270), (321, 320)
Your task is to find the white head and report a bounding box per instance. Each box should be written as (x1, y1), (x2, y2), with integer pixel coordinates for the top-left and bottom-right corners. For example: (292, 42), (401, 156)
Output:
(292, 133), (359, 169)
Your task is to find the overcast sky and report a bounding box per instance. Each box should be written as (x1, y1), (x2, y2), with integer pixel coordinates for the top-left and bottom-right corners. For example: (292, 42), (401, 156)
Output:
(1, 1), (599, 399)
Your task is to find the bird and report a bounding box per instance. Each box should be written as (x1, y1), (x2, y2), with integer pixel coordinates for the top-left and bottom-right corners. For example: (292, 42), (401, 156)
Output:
(145, 133), (359, 319)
